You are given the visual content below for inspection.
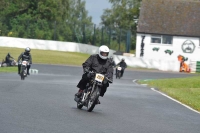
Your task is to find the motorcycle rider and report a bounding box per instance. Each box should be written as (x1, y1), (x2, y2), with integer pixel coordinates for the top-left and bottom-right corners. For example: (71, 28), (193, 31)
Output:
(17, 47), (32, 75)
(4, 53), (14, 66)
(110, 56), (116, 67)
(116, 58), (127, 77)
(75, 45), (113, 104)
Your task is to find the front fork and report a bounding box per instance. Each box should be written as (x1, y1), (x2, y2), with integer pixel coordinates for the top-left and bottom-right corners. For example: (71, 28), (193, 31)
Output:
(21, 65), (27, 75)
(81, 82), (97, 103)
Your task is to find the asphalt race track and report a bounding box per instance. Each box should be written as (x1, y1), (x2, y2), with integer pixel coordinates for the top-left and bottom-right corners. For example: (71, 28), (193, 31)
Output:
(0, 64), (199, 133)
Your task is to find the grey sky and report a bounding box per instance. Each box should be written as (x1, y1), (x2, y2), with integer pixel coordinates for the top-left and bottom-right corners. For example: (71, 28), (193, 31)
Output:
(84, 0), (112, 25)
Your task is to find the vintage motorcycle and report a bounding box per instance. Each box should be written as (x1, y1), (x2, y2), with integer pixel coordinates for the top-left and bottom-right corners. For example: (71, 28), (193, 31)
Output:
(1, 59), (18, 67)
(74, 71), (112, 112)
(116, 66), (122, 79)
(19, 61), (29, 80)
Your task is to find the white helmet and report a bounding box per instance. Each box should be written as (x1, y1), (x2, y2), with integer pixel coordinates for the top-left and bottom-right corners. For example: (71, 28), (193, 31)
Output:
(98, 45), (109, 60)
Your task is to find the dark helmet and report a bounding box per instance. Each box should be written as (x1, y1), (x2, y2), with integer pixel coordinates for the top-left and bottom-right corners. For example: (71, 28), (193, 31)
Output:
(25, 47), (31, 53)
(121, 58), (125, 62)
(7, 53), (10, 56)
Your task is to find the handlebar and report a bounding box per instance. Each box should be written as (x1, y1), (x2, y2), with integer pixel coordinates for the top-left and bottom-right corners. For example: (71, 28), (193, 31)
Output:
(88, 71), (113, 83)
(105, 77), (113, 83)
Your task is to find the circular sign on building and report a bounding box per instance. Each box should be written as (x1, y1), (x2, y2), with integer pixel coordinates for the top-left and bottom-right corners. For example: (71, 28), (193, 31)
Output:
(182, 40), (196, 53)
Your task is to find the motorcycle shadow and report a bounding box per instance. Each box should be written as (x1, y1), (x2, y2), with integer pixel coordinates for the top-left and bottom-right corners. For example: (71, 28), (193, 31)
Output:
(71, 106), (104, 115)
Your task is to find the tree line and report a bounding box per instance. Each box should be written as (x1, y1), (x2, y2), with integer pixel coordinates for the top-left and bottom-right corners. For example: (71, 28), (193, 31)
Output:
(0, 0), (142, 52)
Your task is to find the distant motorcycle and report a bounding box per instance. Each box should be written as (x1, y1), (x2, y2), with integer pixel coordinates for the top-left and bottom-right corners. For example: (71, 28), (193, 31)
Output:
(1, 59), (18, 67)
(19, 61), (29, 80)
(74, 71), (112, 112)
(116, 66), (122, 79)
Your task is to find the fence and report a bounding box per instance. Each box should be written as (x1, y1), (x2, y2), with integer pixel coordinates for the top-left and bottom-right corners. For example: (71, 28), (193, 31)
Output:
(0, 18), (134, 52)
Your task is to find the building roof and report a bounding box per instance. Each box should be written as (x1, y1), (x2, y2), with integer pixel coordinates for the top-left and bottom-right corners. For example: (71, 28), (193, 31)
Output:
(137, 0), (200, 37)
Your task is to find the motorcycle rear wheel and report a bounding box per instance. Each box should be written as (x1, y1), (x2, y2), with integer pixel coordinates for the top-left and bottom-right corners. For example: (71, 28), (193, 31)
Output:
(77, 102), (83, 109)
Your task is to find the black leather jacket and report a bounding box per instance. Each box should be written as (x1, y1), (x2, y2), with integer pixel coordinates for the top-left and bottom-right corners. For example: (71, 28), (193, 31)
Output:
(17, 52), (32, 64)
(117, 61), (127, 68)
(5, 53), (13, 63)
(82, 54), (113, 80)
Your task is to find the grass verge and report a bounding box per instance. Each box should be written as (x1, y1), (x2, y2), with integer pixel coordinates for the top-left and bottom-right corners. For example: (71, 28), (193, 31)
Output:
(0, 66), (17, 73)
(0, 47), (90, 73)
(138, 76), (200, 112)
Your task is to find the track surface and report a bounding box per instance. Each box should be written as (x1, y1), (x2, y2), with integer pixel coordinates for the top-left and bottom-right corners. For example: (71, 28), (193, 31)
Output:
(0, 64), (199, 133)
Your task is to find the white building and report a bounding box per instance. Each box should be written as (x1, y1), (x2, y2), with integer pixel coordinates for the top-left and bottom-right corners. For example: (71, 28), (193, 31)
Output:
(136, 0), (200, 62)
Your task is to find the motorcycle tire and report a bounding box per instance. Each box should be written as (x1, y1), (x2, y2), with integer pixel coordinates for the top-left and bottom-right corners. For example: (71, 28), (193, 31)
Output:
(118, 72), (121, 79)
(20, 68), (26, 80)
(87, 87), (99, 112)
(21, 73), (24, 80)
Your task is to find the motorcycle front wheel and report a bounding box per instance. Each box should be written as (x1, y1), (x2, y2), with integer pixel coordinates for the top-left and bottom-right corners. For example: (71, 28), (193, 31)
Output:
(87, 87), (99, 112)
(21, 72), (24, 80)
(87, 97), (97, 112)
(20, 67), (26, 80)
(118, 71), (121, 79)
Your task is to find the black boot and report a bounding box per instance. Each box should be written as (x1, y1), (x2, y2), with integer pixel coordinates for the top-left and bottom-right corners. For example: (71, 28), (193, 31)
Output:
(18, 65), (21, 75)
(27, 70), (30, 75)
(75, 89), (83, 98)
(27, 65), (30, 75)
(96, 99), (101, 104)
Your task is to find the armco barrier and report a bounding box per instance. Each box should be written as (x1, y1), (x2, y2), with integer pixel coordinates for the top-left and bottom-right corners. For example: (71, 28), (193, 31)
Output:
(0, 37), (116, 55)
(0, 37), (182, 72)
(190, 61), (200, 73)
(30, 69), (39, 74)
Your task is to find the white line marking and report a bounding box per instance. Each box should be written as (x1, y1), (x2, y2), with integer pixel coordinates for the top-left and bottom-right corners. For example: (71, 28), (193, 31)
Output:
(151, 88), (200, 114)
(132, 79), (137, 83)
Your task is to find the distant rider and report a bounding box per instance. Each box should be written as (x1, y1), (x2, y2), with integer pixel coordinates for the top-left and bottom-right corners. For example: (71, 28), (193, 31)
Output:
(116, 58), (127, 77)
(110, 56), (116, 67)
(5, 53), (14, 66)
(75, 45), (113, 104)
(17, 47), (32, 75)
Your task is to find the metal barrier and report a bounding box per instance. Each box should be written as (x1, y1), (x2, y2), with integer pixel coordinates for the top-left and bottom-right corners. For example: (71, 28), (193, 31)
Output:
(30, 69), (39, 74)
(189, 61), (200, 73)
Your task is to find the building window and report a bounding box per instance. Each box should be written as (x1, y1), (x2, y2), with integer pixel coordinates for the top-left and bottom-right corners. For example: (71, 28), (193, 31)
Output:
(162, 35), (173, 44)
(151, 35), (173, 44)
(151, 35), (161, 43)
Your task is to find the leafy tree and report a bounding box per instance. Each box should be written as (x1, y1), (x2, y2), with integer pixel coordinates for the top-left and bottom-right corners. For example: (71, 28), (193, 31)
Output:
(0, 0), (93, 42)
(101, 0), (142, 51)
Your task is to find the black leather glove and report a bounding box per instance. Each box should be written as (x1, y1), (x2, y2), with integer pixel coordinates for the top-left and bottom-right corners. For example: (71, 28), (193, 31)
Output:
(84, 67), (90, 73)
(105, 73), (113, 83)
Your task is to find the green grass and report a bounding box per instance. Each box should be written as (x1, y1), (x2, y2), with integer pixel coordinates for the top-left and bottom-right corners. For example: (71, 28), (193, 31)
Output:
(138, 76), (200, 112)
(0, 66), (18, 73)
(0, 46), (90, 65)
(0, 46), (90, 73)
(130, 49), (136, 54)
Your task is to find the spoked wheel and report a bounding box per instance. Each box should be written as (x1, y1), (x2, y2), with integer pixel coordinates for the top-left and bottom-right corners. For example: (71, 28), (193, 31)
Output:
(87, 89), (99, 112)
(87, 97), (97, 112)
(21, 73), (24, 80)
(116, 71), (119, 79)
(118, 72), (121, 79)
